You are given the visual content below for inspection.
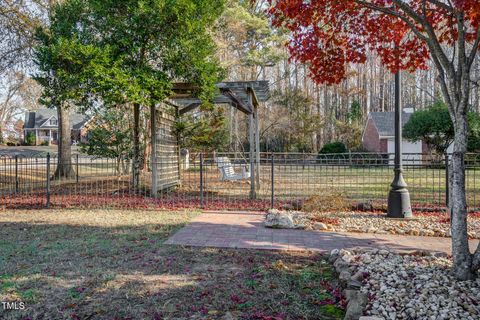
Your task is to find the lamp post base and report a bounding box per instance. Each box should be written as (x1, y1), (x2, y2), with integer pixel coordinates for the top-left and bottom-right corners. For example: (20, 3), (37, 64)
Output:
(387, 188), (412, 218)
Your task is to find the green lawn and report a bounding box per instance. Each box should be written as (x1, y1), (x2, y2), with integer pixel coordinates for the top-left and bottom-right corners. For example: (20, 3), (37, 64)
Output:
(198, 165), (480, 207)
(0, 210), (344, 319)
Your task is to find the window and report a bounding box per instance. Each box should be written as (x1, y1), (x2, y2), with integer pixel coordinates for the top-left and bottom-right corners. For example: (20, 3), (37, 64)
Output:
(50, 119), (58, 126)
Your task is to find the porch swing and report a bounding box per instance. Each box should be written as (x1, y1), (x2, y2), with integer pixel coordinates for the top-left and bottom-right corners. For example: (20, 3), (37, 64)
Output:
(214, 155), (251, 181)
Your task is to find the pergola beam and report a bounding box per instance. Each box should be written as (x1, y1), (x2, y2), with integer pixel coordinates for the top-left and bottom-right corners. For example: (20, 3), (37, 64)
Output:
(220, 88), (252, 114)
(170, 81), (269, 112)
(178, 102), (201, 115)
(246, 86), (260, 108)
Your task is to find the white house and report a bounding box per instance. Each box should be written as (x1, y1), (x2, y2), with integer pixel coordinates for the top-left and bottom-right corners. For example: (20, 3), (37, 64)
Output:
(23, 109), (91, 145)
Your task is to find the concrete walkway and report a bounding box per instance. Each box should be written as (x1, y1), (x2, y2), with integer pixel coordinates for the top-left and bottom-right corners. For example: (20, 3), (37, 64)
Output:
(165, 211), (479, 254)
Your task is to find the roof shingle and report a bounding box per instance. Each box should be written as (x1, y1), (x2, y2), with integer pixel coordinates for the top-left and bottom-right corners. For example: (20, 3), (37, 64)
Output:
(24, 109), (90, 130)
(369, 112), (412, 137)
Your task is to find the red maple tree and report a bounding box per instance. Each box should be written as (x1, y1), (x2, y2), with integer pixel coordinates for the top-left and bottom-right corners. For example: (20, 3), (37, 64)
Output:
(268, 0), (480, 280)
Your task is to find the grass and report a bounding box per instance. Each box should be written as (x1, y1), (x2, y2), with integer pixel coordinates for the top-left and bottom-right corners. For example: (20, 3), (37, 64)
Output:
(194, 165), (480, 207)
(0, 209), (344, 319)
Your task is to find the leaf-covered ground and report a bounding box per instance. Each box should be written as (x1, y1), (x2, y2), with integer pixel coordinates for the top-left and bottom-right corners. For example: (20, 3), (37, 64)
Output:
(0, 210), (344, 319)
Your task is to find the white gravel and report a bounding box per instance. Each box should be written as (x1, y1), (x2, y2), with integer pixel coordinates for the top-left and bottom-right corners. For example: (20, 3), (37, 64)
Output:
(309, 211), (480, 239)
(337, 249), (480, 320)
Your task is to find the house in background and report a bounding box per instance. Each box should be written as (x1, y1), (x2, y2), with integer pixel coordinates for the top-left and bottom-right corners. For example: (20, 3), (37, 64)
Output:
(362, 107), (455, 164)
(362, 108), (423, 153)
(24, 109), (91, 145)
(362, 108), (425, 163)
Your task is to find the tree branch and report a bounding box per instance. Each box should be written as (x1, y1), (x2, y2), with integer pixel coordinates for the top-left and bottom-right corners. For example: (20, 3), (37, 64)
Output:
(468, 27), (480, 70)
(392, 0), (455, 78)
(426, 0), (454, 12)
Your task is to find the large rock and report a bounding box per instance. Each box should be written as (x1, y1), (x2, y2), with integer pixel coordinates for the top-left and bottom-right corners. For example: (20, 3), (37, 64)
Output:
(344, 290), (368, 320)
(264, 209), (307, 229)
(313, 222), (329, 230)
(264, 209), (296, 229)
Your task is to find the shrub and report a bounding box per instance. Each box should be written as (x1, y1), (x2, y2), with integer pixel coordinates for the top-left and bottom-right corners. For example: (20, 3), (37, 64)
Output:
(319, 141), (348, 154)
(317, 141), (349, 163)
(6, 141), (20, 146)
(302, 190), (350, 213)
(25, 132), (36, 146)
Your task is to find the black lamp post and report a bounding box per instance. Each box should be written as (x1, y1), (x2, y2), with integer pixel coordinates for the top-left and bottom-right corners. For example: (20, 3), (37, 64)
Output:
(387, 71), (412, 218)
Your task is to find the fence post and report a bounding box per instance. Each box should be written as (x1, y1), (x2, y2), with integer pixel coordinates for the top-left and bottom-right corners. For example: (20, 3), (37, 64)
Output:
(271, 154), (274, 208)
(200, 153), (204, 208)
(15, 155), (19, 194)
(76, 154), (79, 184)
(46, 153), (51, 208)
(445, 152), (449, 208)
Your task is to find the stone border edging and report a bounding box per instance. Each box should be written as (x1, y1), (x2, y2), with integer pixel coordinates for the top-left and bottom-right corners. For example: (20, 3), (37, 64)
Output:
(330, 249), (377, 320)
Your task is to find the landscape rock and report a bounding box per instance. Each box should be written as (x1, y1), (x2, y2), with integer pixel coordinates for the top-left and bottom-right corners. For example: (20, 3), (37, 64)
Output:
(351, 270), (365, 282)
(264, 209), (308, 229)
(344, 290), (368, 320)
(308, 211), (480, 239)
(264, 208), (480, 239)
(347, 279), (363, 290)
(333, 257), (349, 271)
(339, 269), (352, 283)
(264, 210), (296, 229)
(334, 248), (480, 320)
(313, 222), (329, 230)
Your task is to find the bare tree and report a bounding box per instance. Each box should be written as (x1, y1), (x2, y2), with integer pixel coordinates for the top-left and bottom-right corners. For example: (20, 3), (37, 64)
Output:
(0, 72), (41, 142)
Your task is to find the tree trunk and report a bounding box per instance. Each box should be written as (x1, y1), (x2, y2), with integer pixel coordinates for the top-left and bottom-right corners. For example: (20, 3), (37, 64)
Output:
(54, 105), (75, 179)
(450, 114), (474, 280)
(116, 157), (121, 175)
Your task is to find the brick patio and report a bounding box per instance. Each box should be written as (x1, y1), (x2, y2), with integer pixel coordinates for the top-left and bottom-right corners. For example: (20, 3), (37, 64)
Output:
(165, 211), (479, 253)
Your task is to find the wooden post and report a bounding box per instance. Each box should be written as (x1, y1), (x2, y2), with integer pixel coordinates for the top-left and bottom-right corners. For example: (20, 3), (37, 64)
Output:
(255, 105), (260, 190)
(248, 89), (256, 199)
(150, 104), (158, 197)
(176, 106), (182, 184)
(249, 112), (256, 199)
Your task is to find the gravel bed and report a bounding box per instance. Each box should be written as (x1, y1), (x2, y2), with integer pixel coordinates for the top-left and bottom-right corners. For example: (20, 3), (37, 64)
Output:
(336, 248), (480, 320)
(309, 211), (480, 239)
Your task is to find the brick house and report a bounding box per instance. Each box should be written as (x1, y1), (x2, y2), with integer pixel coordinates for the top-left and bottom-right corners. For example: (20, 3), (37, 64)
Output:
(362, 108), (431, 164)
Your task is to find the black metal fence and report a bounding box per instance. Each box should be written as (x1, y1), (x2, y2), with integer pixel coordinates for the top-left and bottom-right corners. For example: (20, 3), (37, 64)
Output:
(1, 152), (479, 211)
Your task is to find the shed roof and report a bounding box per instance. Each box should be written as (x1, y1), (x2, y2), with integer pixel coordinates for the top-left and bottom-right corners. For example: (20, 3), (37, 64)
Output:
(370, 112), (413, 137)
